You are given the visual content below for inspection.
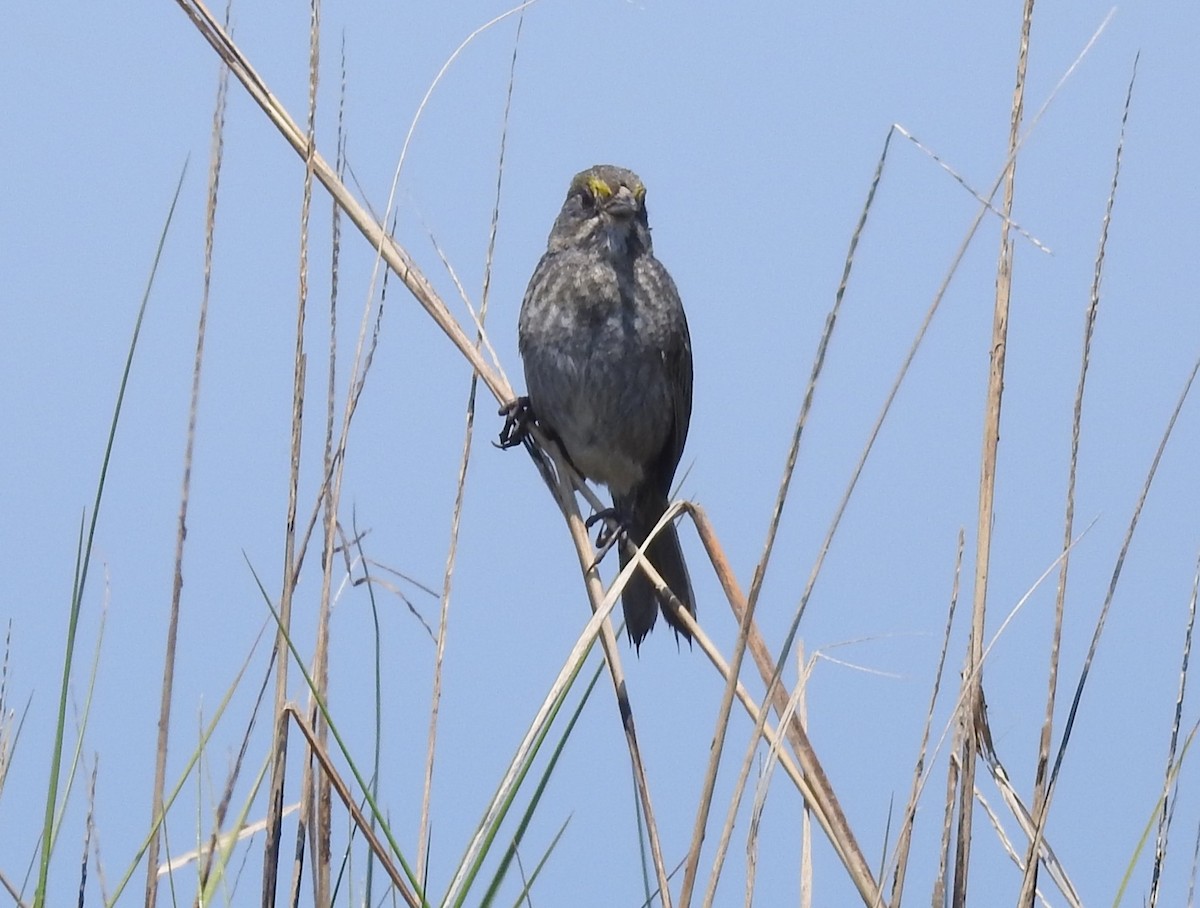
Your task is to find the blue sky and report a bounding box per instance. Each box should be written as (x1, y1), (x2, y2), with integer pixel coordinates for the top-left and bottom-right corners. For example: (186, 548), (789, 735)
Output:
(3, 2), (1199, 905)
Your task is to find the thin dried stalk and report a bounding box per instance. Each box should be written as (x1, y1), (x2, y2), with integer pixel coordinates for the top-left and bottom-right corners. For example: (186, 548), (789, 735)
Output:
(264, 0), (320, 899)
(144, 9), (229, 904)
(284, 706), (420, 908)
(308, 26), (348, 908)
(932, 742), (961, 905)
(1149, 554), (1200, 906)
(680, 120), (893, 908)
(955, 2), (1033, 903)
(418, 12), (524, 886)
(973, 788), (1052, 907)
(1027, 355), (1200, 899)
(799, 644), (812, 908)
(197, 644), (277, 896)
(888, 531), (964, 908)
(1018, 52), (1139, 907)
(80, 758), (96, 906)
(687, 506), (881, 905)
(287, 4), (332, 907)
(173, 0), (513, 406)
(747, 643), (811, 906)
(978, 747), (1081, 906)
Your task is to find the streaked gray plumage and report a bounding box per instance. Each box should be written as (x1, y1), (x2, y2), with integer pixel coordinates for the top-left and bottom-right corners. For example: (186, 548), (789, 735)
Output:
(518, 164), (695, 647)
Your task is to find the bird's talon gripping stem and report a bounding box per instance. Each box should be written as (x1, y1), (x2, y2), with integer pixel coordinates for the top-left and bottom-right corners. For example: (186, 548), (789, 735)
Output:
(497, 396), (534, 449)
(585, 509), (625, 571)
(585, 507), (627, 552)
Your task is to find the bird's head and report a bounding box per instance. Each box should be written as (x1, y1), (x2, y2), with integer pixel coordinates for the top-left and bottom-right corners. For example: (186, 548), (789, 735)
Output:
(546, 164), (653, 258)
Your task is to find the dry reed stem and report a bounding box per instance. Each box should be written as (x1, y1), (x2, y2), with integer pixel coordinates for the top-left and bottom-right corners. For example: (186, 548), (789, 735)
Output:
(79, 758), (96, 906)
(196, 647), (276, 893)
(977, 748), (1081, 905)
(261, 0), (320, 898)
(689, 624), (815, 904)
(737, 110), (1018, 904)
(890, 125), (1050, 254)
(933, 741), (960, 905)
(1018, 52), (1139, 907)
(955, 0), (1032, 901)
(799, 644), (812, 908)
(676, 126), (901, 908)
(0, 871), (25, 908)
(143, 9), (229, 905)
(419, 13), (524, 886)
(680, 115), (892, 908)
(308, 24), (348, 908)
(973, 788), (1052, 907)
(0, 624), (11, 794)
(173, 0), (513, 406)
(1148, 554), (1200, 906)
(747, 644), (811, 900)
(870, 535), (1087, 908)
(283, 705), (420, 908)
(687, 506), (881, 905)
(886, 531), (963, 908)
(1029, 346), (1200, 908)
(744, 642), (801, 906)
(289, 4), (333, 907)
(415, 264), (476, 890)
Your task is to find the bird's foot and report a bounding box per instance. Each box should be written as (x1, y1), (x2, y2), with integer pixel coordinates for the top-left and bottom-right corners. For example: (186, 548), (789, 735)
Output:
(496, 396), (534, 449)
(585, 507), (628, 569)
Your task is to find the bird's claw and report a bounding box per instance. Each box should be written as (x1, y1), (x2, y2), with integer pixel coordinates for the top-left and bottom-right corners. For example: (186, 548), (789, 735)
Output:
(585, 507), (628, 570)
(496, 396), (534, 449)
(584, 507), (622, 546)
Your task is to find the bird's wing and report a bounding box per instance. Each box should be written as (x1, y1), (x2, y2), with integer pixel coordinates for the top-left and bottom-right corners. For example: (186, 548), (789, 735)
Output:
(653, 264), (693, 497)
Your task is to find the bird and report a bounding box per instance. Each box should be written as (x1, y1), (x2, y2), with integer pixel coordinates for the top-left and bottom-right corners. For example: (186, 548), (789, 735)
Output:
(516, 164), (695, 647)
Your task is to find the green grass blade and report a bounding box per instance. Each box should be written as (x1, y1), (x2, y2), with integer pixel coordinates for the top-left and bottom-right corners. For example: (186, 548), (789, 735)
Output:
(479, 656), (604, 906)
(34, 159), (189, 908)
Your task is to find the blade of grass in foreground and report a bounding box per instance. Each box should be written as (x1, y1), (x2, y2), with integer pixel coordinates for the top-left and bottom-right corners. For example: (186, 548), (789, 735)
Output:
(105, 620), (269, 905)
(34, 162), (188, 908)
(247, 557), (425, 906)
(451, 623), (606, 908)
(479, 653), (603, 907)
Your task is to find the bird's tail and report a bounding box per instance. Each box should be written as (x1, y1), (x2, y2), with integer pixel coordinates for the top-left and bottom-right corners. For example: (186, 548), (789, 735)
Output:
(614, 491), (695, 648)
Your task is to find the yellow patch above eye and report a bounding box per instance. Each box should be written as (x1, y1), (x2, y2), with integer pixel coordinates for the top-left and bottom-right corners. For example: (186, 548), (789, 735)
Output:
(586, 176), (613, 199)
(633, 183), (646, 202)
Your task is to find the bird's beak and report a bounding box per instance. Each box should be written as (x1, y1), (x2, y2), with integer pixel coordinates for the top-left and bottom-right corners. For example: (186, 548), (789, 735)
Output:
(604, 185), (639, 220)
